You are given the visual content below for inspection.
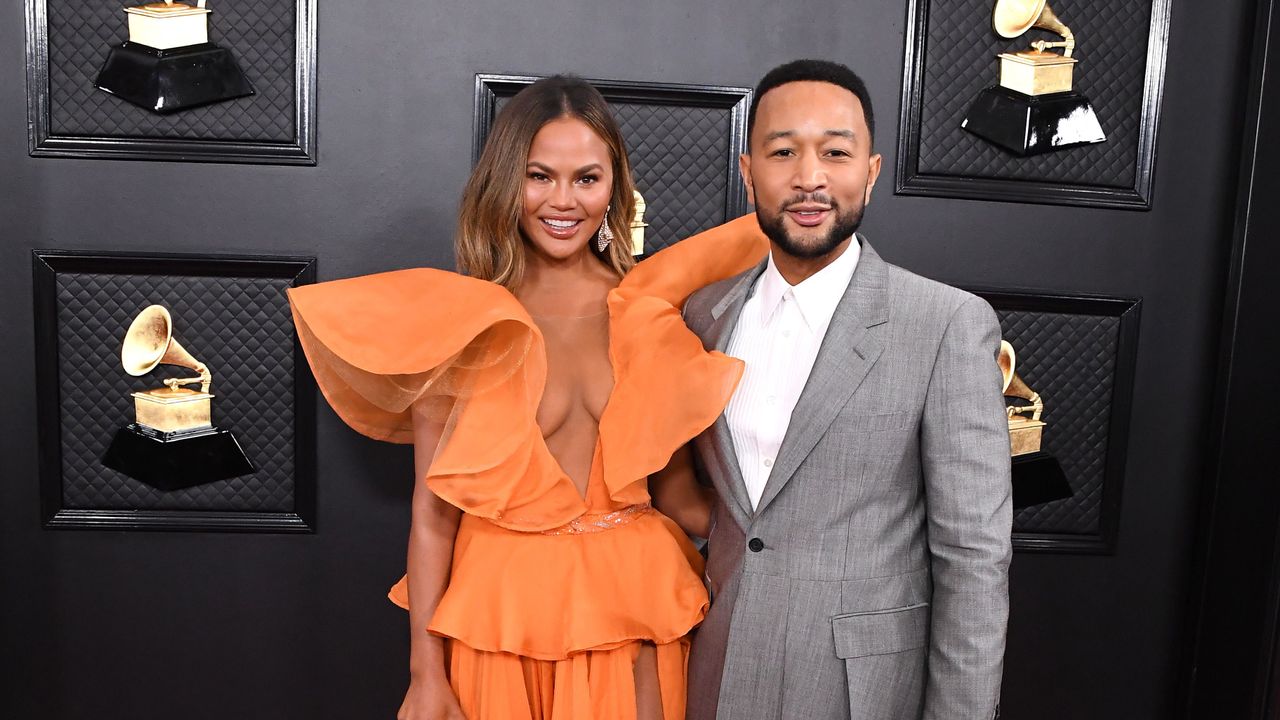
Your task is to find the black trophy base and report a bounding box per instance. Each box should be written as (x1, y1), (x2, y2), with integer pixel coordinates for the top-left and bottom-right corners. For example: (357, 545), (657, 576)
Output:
(1011, 451), (1072, 510)
(102, 423), (255, 490)
(962, 86), (1106, 156)
(94, 41), (255, 114)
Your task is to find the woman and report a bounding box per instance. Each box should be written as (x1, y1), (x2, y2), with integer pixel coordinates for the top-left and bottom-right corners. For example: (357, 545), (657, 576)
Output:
(287, 76), (767, 719)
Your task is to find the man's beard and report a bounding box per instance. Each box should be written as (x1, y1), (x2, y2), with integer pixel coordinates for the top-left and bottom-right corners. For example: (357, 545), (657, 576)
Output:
(755, 192), (865, 259)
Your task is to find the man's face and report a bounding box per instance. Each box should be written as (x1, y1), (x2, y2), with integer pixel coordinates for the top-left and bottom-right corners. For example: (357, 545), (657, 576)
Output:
(741, 81), (882, 259)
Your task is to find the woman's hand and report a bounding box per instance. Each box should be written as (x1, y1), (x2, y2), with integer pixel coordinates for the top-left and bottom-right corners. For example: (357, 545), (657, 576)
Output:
(397, 676), (466, 720)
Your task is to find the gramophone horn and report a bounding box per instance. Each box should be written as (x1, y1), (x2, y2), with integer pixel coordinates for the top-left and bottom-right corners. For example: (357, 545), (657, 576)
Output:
(993, 0), (1048, 37)
(121, 305), (205, 377)
(998, 340), (1017, 393)
(993, 0), (1075, 56)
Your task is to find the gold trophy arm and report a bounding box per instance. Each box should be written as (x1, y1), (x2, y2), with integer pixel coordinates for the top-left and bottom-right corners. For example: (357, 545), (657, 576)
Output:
(162, 365), (213, 394)
(1029, 3), (1075, 57)
(1005, 392), (1044, 422)
(1004, 374), (1044, 421)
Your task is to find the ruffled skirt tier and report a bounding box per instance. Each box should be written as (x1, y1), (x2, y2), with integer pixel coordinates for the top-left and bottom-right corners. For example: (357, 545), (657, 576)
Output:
(390, 510), (707, 719)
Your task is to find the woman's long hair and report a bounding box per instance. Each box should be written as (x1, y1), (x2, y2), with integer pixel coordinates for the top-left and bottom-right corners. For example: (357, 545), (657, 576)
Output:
(456, 76), (637, 289)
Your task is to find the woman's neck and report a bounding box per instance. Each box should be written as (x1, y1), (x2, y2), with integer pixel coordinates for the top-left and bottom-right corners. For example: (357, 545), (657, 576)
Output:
(517, 248), (617, 318)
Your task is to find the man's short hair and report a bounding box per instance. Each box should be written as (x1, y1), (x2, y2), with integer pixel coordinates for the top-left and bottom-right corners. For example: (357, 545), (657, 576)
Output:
(747, 59), (875, 149)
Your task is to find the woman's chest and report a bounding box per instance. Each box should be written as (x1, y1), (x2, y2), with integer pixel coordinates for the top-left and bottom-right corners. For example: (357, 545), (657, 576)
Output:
(533, 313), (614, 434)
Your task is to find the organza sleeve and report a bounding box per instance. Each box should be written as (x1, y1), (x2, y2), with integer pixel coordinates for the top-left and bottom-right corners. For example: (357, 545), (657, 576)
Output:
(286, 268), (536, 444)
(288, 268), (588, 529)
(613, 213), (769, 310)
(596, 214), (770, 501)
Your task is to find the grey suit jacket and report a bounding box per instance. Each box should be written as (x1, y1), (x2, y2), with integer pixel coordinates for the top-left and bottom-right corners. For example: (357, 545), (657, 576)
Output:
(684, 237), (1012, 720)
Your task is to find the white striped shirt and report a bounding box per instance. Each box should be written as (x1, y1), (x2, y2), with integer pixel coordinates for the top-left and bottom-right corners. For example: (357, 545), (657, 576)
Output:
(724, 239), (861, 509)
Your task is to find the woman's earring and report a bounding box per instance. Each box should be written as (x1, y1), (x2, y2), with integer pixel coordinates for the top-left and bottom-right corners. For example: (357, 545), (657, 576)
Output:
(596, 205), (614, 252)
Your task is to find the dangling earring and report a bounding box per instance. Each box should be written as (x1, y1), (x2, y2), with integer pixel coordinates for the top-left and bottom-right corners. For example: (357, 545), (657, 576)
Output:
(596, 205), (614, 253)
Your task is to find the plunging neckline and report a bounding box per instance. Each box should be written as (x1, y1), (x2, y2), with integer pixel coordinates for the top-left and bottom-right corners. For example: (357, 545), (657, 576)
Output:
(526, 293), (619, 504)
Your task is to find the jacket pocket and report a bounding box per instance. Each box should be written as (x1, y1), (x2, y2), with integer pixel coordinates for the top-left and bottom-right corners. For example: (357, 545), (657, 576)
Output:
(831, 602), (930, 659)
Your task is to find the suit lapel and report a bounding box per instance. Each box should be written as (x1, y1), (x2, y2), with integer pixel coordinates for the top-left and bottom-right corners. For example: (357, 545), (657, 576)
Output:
(703, 261), (766, 529)
(752, 238), (891, 516)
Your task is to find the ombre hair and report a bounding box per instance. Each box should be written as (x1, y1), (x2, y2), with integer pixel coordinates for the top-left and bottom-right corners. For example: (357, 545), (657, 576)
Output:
(455, 76), (637, 289)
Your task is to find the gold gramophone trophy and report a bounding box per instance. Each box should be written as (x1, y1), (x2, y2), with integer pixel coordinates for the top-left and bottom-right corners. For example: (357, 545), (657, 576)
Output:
(999, 340), (1046, 456)
(961, 0), (1105, 155)
(93, 0), (254, 114)
(101, 305), (254, 490)
(630, 190), (650, 256)
(998, 340), (1071, 509)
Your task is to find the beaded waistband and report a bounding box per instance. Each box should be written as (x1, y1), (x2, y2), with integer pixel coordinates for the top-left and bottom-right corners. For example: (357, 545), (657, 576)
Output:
(539, 502), (652, 535)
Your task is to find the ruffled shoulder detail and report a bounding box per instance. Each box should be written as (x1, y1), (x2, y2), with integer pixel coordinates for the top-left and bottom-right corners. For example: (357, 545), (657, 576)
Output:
(288, 269), (587, 528)
(290, 215), (768, 523)
(287, 268), (534, 442)
(599, 214), (769, 501)
(613, 213), (770, 309)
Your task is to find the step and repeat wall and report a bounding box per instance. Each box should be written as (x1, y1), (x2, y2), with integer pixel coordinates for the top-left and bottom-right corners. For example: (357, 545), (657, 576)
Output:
(5, 0), (1244, 717)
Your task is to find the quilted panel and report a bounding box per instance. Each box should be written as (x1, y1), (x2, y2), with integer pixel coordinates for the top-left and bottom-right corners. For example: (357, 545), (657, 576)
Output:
(914, 0), (1151, 186)
(615, 103), (732, 253)
(46, 0), (296, 141)
(995, 309), (1120, 535)
(55, 272), (296, 511)
(492, 95), (735, 253)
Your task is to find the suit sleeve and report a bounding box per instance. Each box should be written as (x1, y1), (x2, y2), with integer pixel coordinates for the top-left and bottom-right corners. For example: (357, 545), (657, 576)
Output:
(920, 295), (1012, 720)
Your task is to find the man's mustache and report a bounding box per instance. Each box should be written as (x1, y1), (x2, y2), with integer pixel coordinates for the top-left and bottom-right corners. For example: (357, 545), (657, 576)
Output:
(778, 193), (838, 212)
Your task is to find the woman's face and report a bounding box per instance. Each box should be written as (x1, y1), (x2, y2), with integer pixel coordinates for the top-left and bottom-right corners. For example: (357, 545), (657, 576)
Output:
(520, 116), (614, 262)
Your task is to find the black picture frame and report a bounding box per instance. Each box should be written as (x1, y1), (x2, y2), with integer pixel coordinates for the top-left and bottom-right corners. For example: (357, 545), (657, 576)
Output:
(24, 0), (317, 165)
(966, 287), (1141, 554)
(473, 74), (752, 233)
(32, 250), (317, 532)
(896, 0), (1172, 209)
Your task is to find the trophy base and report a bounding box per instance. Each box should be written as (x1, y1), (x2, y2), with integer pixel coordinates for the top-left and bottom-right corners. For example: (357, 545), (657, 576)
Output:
(133, 387), (213, 434)
(1009, 417), (1046, 456)
(1011, 451), (1072, 510)
(102, 423), (255, 490)
(94, 41), (254, 114)
(962, 86), (1106, 156)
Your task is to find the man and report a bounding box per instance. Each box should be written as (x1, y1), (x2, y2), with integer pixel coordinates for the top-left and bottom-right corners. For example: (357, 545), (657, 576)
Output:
(684, 59), (1012, 720)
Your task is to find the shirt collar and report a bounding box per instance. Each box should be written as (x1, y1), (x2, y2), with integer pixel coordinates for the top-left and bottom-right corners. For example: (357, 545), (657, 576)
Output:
(756, 237), (862, 332)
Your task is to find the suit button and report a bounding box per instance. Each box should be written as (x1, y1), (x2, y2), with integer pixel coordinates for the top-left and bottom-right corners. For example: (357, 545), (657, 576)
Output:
(748, 537), (764, 552)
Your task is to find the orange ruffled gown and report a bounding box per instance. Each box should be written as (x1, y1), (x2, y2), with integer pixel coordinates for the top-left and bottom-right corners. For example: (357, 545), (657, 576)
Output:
(287, 216), (768, 719)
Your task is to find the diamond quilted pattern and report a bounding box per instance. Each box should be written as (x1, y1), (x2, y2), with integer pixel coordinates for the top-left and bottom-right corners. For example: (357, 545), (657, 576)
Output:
(615, 104), (731, 253)
(56, 272), (296, 511)
(996, 309), (1120, 534)
(47, 0), (295, 141)
(914, 0), (1151, 186)
(494, 95), (736, 252)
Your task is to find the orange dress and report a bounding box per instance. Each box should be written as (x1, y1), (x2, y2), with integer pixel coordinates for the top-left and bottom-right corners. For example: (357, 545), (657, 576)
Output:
(287, 216), (768, 719)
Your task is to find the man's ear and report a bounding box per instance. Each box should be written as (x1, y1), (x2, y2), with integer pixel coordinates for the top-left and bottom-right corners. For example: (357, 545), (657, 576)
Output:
(739, 153), (755, 207)
(865, 153), (883, 205)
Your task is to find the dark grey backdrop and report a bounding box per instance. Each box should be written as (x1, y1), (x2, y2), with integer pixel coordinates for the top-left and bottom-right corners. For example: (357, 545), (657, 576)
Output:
(0, 0), (1254, 718)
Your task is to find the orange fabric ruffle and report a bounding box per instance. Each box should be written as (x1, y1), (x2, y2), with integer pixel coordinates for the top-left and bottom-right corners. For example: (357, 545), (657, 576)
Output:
(287, 213), (769, 533)
(389, 510), (708, 659)
(288, 214), (769, 717)
(447, 636), (692, 720)
(588, 213), (771, 505)
(288, 268), (588, 530)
